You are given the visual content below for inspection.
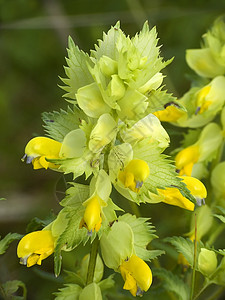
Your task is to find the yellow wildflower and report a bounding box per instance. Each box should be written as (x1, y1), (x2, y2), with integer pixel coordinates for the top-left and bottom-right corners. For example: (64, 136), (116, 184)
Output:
(80, 195), (103, 235)
(120, 254), (152, 297)
(195, 85), (212, 114)
(175, 145), (200, 176)
(154, 103), (186, 122)
(118, 159), (150, 193)
(22, 137), (61, 169)
(17, 230), (55, 267)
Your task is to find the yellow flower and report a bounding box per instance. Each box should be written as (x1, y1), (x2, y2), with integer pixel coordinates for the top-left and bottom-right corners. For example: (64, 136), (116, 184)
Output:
(17, 230), (55, 267)
(154, 104), (186, 122)
(195, 85), (212, 114)
(22, 137), (62, 169)
(120, 254), (152, 297)
(157, 176), (207, 211)
(80, 195), (103, 235)
(118, 159), (150, 193)
(157, 187), (195, 211)
(175, 145), (200, 176)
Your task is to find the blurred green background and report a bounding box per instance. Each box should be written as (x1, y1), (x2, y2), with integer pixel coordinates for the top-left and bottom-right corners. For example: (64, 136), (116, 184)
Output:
(0, 0), (225, 299)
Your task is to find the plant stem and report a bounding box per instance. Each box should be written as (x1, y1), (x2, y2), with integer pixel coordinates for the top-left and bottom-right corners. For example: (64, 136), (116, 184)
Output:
(86, 237), (99, 285)
(190, 214), (197, 300)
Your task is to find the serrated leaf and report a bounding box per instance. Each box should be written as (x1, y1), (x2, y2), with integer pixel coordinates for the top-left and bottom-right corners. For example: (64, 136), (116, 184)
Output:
(1, 280), (27, 300)
(26, 212), (56, 233)
(164, 236), (203, 267)
(60, 36), (93, 99)
(0, 233), (22, 255)
(91, 22), (121, 60)
(42, 106), (85, 142)
(60, 183), (90, 207)
(54, 207), (89, 276)
(146, 88), (178, 114)
(54, 283), (82, 300)
(153, 268), (189, 300)
(118, 214), (158, 261)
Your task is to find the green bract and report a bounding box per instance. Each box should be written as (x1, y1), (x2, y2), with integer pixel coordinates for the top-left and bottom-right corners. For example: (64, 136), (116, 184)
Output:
(186, 16), (225, 78)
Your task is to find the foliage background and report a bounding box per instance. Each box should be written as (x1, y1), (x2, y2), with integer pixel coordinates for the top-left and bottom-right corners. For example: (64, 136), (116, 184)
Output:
(0, 0), (224, 299)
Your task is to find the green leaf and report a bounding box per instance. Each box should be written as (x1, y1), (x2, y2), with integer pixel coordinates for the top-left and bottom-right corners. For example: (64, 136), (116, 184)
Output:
(0, 197), (6, 201)
(118, 214), (160, 261)
(26, 211), (56, 233)
(60, 182), (90, 207)
(91, 22), (121, 60)
(164, 236), (203, 267)
(63, 270), (85, 287)
(53, 150), (100, 180)
(146, 88), (178, 114)
(42, 106), (85, 142)
(60, 36), (93, 100)
(54, 207), (89, 277)
(54, 283), (82, 300)
(213, 214), (225, 223)
(153, 268), (189, 300)
(98, 274), (115, 292)
(0, 233), (22, 255)
(1, 280), (27, 300)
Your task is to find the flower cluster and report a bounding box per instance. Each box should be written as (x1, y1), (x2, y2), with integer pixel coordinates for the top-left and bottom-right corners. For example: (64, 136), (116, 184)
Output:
(17, 21), (210, 298)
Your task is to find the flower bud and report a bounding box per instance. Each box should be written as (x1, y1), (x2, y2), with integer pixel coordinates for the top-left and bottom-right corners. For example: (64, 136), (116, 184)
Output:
(107, 74), (126, 100)
(198, 248), (217, 277)
(211, 162), (225, 199)
(89, 113), (117, 153)
(79, 283), (102, 300)
(99, 55), (118, 76)
(100, 221), (134, 270)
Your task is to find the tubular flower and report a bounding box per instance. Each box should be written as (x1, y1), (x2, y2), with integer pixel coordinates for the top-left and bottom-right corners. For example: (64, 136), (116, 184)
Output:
(17, 230), (55, 267)
(157, 187), (195, 211)
(157, 176), (207, 210)
(22, 137), (62, 169)
(80, 195), (102, 235)
(118, 159), (150, 193)
(120, 254), (152, 297)
(175, 145), (200, 176)
(154, 103), (186, 122)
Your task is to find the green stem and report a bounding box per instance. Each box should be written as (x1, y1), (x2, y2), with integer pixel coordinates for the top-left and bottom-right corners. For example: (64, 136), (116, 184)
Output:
(86, 237), (99, 285)
(190, 214), (197, 300)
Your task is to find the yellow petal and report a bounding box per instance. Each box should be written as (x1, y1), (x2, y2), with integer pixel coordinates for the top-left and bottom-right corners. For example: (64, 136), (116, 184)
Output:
(175, 145), (200, 176)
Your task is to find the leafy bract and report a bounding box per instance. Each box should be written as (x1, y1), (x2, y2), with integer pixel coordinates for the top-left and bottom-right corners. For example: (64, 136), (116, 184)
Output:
(164, 236), (203, 267)
(118, 214), (163, 261)
(54, 284), (82, 300)
(60, 182), (90, 207)
(54, 207), (89, 277)
(60, 37), (93, 100)
(42, 106), (85, 142)
(1, 280), (27, 300)
(153, 268), (189, 300)
(0, 233), (22, 255)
